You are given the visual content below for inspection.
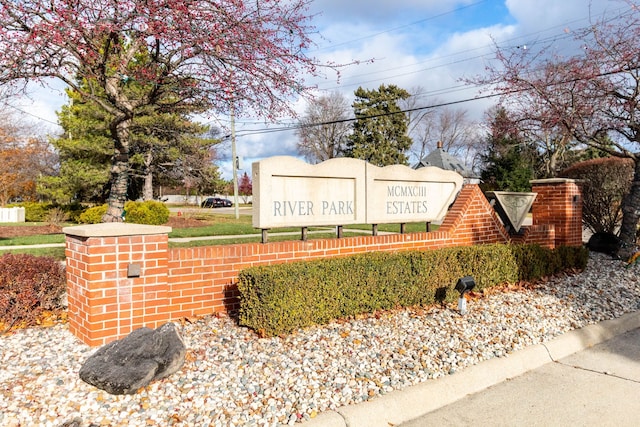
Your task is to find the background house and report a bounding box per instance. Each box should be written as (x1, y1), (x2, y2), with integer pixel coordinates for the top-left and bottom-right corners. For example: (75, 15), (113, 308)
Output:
(413, 141), (479, 184)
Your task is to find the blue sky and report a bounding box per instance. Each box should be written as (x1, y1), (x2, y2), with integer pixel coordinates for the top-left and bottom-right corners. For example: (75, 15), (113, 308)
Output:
(9, 0), (623, 179)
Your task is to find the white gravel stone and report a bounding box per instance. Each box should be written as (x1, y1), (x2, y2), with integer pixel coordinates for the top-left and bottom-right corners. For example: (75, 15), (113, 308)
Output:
(1, 252), (639, 426)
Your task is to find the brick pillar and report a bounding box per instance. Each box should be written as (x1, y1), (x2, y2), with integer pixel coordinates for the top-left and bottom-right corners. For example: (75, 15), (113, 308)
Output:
(63, 223), (172, 346)
(531, 178), (583, 247)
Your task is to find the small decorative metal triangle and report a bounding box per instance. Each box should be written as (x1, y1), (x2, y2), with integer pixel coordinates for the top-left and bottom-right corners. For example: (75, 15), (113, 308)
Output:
(490, 191), (537, 232)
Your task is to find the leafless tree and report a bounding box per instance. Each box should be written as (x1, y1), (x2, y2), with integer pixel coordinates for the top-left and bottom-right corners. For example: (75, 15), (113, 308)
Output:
(296, 91), (352, 163)
(401, 88), (437, 162)
(402, 88), (480, 167)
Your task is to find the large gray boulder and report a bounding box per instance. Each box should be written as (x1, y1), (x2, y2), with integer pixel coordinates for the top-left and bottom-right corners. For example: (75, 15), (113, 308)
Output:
(79, 322), (186, 395)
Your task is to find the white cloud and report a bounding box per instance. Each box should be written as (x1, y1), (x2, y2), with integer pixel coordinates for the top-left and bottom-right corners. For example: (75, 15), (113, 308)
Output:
(10, 0), (630, 179)
(505, 0), (618, 32)
(5, 80), (66, 134)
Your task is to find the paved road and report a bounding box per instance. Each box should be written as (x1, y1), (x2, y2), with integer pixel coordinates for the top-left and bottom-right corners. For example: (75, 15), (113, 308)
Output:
(400, 327), (640, 427)
(169, 206), (252, 215)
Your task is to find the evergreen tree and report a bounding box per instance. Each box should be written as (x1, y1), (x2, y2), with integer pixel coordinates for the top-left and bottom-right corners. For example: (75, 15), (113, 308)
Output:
(39, 86), (221, 204)
(38, 90), (112, 204)
(127, 105), (221, 201)
(479, 108), (536, 192)
(346, 85), (412, 166)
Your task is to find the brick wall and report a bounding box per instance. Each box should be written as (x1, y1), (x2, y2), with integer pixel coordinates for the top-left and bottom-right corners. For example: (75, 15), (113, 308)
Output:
(64, 224), (172, 346)
(64, 180), (582, 346)
(531, 179), (583, 247)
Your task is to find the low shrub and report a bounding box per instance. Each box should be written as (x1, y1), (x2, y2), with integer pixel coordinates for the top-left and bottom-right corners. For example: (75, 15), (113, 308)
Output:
(8, 202), (53, 222)
(78, 204), (107, 224)
(238, 244), (589, 337)
(78, 201), (170, 225)
(560, 157), (633, 234)
(59, 202), (86, 223)
(45, 207), (70, 227)
(0, 253), (66, 332)
(124, 200), (170, 225)
(6, 202), (85, 224)
(551, 244), (589, 272)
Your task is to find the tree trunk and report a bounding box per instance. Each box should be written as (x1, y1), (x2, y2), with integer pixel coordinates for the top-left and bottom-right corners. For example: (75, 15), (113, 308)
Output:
(102, 119), (131, 223)
(618, 158), (640, 257)
(143, 151), (153, 201)
(547, 148), (558, 178)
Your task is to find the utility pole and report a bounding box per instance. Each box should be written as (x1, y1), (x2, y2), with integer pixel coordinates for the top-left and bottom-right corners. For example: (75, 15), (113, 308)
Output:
(231, 103), (239, 219)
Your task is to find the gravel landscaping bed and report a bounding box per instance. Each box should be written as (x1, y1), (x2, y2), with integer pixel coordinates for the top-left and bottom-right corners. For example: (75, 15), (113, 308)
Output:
(1, 252), (639, 427)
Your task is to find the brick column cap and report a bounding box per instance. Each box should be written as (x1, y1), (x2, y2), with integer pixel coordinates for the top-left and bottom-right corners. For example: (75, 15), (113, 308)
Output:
(530, 178), (578, 185)
(63, 222), (172, 238)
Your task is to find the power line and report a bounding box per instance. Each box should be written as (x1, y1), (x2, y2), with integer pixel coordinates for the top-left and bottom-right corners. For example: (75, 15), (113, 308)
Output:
(312, 8), (624, 93)
(233, 5), (631, 134)
(233, 90), (500, 139)
(311, 1), (630, 94)
(1, 102), (60, 126)
(228, 5), (628, 133)
(5, 2), (629, 134)
(234, 55), (640, 140)
(310, 0), (489, 52)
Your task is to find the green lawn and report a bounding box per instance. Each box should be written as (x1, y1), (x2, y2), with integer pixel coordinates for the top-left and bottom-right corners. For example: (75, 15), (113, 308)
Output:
(0, 233), (66, 246)
(167, 215), (326, 238)
(346, 222), (435, 233)
(0, 213), (439, 259)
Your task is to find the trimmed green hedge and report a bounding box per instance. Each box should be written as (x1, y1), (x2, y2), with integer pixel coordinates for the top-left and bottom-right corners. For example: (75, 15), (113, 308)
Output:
(7, 202), (84, 223)
(238, 244), (589, 337)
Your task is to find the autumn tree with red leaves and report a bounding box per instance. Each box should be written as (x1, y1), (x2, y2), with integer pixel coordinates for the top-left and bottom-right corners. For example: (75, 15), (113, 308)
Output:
(0, 0), (334, 221)
(0, 113), (54, 205)
(472, 2), (640, 254)
(238, 171), (252, 204)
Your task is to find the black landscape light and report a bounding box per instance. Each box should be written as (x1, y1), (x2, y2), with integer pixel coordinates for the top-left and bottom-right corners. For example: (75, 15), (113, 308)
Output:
(455, 276), (476, 315)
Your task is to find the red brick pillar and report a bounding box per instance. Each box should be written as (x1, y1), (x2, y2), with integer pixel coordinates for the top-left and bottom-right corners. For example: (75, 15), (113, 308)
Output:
(63, 223), (172, 346)
(531, 178), (583, 247)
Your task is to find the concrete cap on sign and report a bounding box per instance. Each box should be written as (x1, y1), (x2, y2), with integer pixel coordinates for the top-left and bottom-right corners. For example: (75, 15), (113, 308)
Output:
(63, 222), (172, 237)
(530, 178), (579, 185)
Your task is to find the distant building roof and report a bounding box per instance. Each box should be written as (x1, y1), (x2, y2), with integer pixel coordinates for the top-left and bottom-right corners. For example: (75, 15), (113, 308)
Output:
(413, 141), (478, 180)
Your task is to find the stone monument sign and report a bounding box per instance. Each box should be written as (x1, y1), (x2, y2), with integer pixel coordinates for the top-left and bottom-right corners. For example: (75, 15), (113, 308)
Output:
(252, 156), (463, 229)
(252, 156), (366, 228)
(366, 163), (463, 224)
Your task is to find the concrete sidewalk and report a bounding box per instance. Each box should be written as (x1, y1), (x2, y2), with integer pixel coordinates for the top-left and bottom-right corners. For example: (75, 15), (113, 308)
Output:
(303, 311), (640, 427)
